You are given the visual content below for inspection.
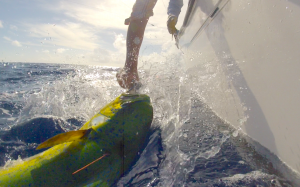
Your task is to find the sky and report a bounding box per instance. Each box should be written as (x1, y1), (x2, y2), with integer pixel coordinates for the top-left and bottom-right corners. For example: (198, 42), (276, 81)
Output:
(0, 0), (188, 67)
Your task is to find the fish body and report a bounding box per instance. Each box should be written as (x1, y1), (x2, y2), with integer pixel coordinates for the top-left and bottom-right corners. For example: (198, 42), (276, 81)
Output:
(0, 93), (153, 187)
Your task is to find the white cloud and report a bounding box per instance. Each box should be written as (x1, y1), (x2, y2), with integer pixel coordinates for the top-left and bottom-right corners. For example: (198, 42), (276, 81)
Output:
(3, 36), (10, 41)
(91, 47), (113, 62)
(10, 25), (18, 30)
(113, 34), (126, 52)
(44, 0), (134, 30)
(87, 46), (126, 66)
(12, 40), (22, 47)
(3, 36), (22, 47)
(1, 0), (188, 65)
(0, 20), (3, 28)
(56, 48), (68, 53)
(28, 22), (99, 51)
(140, 40), (182, 63)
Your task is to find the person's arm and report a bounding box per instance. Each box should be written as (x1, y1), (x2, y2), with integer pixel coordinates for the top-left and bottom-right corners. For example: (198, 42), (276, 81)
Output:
(167, 0), (183, 35)
(117, 0), (158, 90)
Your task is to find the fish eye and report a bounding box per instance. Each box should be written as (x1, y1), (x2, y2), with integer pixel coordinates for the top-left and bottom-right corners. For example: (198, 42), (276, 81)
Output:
(91, 115), (108, 126)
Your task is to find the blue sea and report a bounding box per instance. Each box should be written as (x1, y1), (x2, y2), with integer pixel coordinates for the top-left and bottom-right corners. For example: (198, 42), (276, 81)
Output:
(0, 62), (294, 186)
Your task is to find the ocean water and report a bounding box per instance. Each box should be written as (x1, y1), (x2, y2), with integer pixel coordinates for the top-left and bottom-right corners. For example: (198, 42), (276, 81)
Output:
(0, 62), (294, 186)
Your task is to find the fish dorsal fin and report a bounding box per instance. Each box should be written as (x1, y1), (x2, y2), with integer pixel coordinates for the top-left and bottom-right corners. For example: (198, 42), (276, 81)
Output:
(36, 129), (92, 150)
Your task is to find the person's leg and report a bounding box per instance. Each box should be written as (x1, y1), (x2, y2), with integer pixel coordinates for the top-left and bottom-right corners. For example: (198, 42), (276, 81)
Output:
(116, 0), (157, 89)
(116, 18), (148, 89)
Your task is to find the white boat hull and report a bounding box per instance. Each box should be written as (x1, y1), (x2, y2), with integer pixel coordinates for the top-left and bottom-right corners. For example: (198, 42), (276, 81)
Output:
(178, 0), (300, 181)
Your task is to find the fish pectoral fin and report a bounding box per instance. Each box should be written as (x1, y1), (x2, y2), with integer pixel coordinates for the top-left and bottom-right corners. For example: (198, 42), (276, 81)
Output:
(36, 128), (92, 150)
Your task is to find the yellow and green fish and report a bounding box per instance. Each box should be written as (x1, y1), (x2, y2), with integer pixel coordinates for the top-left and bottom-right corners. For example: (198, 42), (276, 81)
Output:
(0, 93), (153, 187)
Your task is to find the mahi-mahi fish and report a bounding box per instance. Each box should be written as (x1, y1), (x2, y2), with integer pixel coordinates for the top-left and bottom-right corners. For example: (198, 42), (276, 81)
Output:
(0, 93), (153, 187)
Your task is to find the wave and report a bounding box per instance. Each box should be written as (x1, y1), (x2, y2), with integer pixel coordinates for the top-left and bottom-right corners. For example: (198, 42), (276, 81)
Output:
(0, 116), (84, 167)
(0, 62), (296, 186)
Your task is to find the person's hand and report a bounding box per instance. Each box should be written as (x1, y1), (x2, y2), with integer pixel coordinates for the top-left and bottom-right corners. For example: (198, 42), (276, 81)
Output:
(124, 17), (131, 25)
(167, 15), (178, 35)
(116, 68), (139, 89)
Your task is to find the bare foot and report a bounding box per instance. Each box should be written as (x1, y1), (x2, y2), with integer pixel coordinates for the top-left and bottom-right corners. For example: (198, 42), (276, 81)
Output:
(116, 68), (139, 89)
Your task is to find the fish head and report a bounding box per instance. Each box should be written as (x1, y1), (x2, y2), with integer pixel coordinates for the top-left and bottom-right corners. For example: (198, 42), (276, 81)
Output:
(85, 93), (153, 164)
